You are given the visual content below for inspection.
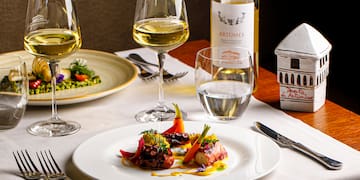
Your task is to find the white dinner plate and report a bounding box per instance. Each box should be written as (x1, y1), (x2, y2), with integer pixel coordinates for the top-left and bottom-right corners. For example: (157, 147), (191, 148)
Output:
(1, 49), (137, 105)
(72, 121), (280, 180)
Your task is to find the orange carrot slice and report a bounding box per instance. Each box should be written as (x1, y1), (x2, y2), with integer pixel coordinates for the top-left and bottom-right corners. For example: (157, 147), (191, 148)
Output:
(162, 103), (185, 134)
(183, 124), (211, 163)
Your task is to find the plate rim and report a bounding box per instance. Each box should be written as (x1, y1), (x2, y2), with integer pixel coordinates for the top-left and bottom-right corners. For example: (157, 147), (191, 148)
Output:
(1, 49), (138, 106)
(72, 121), (280, 180)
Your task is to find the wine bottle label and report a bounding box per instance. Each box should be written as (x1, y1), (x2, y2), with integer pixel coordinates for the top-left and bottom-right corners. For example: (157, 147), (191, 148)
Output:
(211, 1), (254, 53)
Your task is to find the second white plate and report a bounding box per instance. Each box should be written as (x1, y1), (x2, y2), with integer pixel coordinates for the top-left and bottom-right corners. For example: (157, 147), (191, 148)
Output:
(72, 121), (280, 180)
(1, 49), (137, 105)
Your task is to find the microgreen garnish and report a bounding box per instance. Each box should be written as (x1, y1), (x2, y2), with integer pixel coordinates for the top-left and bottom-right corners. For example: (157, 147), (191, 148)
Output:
(69, 58), (95, 78)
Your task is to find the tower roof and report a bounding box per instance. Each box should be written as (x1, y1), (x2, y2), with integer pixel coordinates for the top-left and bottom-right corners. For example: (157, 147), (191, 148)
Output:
(275, 23), (332, 58)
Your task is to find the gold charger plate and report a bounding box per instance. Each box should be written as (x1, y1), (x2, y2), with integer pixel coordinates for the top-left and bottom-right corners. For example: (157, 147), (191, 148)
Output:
(1, 49), (137, 106)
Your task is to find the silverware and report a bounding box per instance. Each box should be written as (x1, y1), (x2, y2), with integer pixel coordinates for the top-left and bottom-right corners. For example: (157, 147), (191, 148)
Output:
(127, 58), (159, 81)
(128, 53), (158, 67)
(254, 121), (343, 170)
(12, 150), (43, 180)
(127, 53), (188, 82)
(36, 150), (69, 180)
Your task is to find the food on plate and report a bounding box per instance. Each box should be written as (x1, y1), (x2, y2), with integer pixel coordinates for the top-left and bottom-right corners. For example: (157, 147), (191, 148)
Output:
(28, 57), (101, 94)
(120, 129), (175, 169)
(193, 134), (228, 166)
(119, 104), (229, 177)
(162, 132), (190, 148)
(161, 103), (191, 148)
(183, 124), (211, 164)
(161, 103), (185, 134)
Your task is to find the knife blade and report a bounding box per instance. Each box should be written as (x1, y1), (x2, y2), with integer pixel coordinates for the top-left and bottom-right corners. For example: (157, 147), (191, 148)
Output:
(254, 121), (342, 170)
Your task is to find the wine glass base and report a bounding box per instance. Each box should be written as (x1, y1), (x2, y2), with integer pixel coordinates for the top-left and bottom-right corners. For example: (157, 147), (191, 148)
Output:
(27, 120), (80, 137)
(135, 105), (187, 123)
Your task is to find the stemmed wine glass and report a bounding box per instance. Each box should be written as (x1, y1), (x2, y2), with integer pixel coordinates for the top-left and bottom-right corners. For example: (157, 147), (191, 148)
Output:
(24, 0), (82, 136)
(132, 0), (190, 122)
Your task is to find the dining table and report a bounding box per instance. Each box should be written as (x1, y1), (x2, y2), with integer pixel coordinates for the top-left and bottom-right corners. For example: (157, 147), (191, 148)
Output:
(1, 39), (360, 180)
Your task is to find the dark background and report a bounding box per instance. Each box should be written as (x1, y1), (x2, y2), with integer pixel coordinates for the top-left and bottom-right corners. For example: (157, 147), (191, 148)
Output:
(259, 0), (359, 114)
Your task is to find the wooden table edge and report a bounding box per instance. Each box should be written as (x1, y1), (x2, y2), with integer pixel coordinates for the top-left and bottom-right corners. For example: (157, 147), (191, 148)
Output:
(170, 40), (360, 151)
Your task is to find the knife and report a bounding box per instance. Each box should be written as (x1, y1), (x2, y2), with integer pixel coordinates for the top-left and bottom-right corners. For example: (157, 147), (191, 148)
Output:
(254, 121), (342, 170)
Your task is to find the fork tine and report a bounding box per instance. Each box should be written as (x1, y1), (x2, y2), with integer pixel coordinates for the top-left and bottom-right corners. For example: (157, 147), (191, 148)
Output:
(12, 151), (25, 177)
(47, 150), (62, 173)
(13, 150), (42, 180)
(37, 151), (49, 176)
(19, 151), (31, 174)
(37, 150), (66, 179)
(164, 71), (188, 82)
(44, 150), (57, 174)
(24, 150), (40, 173)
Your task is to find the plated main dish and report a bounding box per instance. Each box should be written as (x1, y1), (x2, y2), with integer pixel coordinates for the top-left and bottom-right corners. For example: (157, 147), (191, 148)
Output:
(0, 56), (101, 95)
(119, 104), (228, 177)
(28, 57), (101, 94)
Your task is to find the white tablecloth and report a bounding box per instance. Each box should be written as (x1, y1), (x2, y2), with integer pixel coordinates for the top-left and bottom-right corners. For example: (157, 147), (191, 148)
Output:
(1, 48), (359, 180)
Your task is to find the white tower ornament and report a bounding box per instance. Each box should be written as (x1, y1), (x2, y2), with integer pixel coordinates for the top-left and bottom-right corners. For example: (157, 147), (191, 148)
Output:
(275, 23), (332, 112)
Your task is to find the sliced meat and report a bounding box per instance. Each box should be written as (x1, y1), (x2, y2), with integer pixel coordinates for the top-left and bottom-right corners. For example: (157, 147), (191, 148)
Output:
(134, 144), (175, 169)
(194, 142), (228, 166)
(163, 132), (190, 147)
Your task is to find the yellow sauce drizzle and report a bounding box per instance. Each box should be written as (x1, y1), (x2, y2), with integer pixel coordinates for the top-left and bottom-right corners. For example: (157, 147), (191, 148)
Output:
(151, 160), (227, 177)
(121, 156), (227, 177)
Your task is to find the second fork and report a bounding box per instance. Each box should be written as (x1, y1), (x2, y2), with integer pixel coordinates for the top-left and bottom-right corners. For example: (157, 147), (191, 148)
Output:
(36, 150), (68, 180)
(12, 150), (43, 180)
(127, 53), (188, 82)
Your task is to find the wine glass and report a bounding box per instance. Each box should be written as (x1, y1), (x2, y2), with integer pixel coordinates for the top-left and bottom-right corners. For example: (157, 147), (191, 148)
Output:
(24, 0), (82, 136)
(132, 0), (190, 122)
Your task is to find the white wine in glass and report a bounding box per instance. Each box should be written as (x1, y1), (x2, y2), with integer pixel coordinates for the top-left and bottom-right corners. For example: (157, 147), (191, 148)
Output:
(24, 0), (82, 137)
(133, 0), (189, 122)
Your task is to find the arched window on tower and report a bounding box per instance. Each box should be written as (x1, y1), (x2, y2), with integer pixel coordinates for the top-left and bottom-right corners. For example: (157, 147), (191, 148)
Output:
(317, 75), (319, 86)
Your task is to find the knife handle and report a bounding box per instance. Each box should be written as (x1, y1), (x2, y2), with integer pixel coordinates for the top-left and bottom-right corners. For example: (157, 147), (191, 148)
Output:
(292, 142), (342, 170)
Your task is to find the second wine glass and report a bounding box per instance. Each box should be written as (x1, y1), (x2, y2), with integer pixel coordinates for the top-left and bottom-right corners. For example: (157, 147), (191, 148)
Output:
(24, 0), (82, 137)
(132, 0), (190, 122)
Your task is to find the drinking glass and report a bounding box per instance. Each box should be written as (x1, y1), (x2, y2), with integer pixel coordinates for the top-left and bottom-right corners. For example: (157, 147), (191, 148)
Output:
(0, 55), (27, 130)
(195, 47), (254, 121)
(24, 0), (82, 136)
(132, 0), (190, 122)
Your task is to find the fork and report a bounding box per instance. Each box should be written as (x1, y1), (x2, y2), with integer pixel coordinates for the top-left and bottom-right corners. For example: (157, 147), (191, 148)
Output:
(129, 60), (159, 81)
(36, 150), (68, 180)
(12, 150), (43, 180)
(127, 53), (188, 82)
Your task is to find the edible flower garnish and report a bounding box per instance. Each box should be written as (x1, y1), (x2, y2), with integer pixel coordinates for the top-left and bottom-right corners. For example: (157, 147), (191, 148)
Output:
(56, 74), (64, 83)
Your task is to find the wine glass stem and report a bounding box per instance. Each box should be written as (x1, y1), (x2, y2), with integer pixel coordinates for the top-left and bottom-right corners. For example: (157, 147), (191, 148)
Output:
(49, 61), (60, 121)
(157, 52), (165, 107)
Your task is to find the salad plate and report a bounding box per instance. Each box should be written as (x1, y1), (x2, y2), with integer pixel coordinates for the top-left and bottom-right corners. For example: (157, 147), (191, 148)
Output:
(1, 49), (137, 105)
(72, 121), (280, 180)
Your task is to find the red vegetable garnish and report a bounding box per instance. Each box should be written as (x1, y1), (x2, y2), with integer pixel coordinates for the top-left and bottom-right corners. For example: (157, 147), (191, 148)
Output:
(74, 74), (89, 81)
(120, 137), (144, 160)
(29, 79), (42, 89)
(162, 103), (185, 135)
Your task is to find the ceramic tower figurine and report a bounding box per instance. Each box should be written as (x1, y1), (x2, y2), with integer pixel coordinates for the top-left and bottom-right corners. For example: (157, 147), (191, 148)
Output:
(275, 23), (332, 112)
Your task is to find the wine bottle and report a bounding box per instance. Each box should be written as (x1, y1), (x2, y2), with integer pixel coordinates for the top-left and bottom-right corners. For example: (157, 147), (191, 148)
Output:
(211, 0), (259, 92)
